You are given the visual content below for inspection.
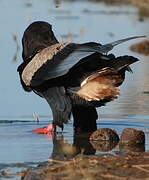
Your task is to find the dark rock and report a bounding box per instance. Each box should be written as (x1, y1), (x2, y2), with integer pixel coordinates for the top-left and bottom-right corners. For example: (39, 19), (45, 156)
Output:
(89, 128), (119, 141)
(119, 143), (145, 154)
(89, 128), (119, 151)
(90, 138), (119, 152)
(119, 128), (145, 145)
(130, 40), (149, 56)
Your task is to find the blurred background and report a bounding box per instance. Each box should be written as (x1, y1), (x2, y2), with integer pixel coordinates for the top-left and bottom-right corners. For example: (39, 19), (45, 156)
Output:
(0, 0), (149, 120)
(0, 0), (149, 166)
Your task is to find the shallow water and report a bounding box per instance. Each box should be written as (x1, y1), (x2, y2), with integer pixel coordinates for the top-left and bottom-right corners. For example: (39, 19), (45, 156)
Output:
(0, 0), (149, 179)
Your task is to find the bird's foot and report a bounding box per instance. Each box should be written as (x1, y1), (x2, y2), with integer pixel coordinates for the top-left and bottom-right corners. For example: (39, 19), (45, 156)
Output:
(32, 124), (55, 135)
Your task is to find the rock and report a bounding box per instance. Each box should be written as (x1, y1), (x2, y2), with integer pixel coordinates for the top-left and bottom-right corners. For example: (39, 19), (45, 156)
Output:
(90, 138), (119, 152)
(89, 128), (119, 141)
(119, 128), (145, 145)
(130, 40), (149, 56)
(89, 128), (119, 152)
(119, 143), (145, 154)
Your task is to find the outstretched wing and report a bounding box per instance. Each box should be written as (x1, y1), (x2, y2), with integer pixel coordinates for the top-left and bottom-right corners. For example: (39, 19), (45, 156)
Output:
(21, 42), (96, 87)
(21, 36), (144, 87)
(79, 35), (145, 54)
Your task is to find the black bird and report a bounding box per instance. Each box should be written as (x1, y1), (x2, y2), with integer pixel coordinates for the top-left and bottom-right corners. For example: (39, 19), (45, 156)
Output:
(17, 21), (144, 134)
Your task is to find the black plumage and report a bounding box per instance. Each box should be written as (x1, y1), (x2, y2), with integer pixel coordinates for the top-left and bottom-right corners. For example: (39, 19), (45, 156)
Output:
(18, 21), (143, 132)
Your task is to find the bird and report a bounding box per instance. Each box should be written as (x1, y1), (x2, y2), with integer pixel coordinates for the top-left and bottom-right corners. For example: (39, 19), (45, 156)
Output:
(17, 21), (144, 134)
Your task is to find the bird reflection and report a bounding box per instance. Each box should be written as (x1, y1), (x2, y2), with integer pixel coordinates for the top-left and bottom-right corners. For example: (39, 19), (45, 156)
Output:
(51, 134), (79, 160)
(73, 132), (96, 155)
(51, 131), (120, 160)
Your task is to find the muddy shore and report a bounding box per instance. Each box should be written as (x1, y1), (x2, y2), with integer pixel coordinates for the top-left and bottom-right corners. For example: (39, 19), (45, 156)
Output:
(21, 128), (148, 180)
(22, 152), (149, 180)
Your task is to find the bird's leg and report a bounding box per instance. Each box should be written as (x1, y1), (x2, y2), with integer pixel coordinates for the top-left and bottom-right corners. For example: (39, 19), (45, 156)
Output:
(32, 123), (56, 135)
(72, 106), (98, 132)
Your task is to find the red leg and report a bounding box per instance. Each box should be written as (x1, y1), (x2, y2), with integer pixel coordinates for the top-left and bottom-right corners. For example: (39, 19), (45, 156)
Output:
(32, 124), (56, 135)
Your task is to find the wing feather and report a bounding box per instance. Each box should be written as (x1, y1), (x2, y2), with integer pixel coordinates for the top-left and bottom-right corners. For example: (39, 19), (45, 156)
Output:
(75, 68), (122, 102)
(21, 35), (144, 87)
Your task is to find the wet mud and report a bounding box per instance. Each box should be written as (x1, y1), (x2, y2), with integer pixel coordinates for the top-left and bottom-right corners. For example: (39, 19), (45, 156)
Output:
(22, 152), (149, 180)
(20, 128), (148, 180)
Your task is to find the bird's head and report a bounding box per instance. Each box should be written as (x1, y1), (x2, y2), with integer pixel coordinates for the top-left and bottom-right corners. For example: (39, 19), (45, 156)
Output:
(22, 21), (58, 61)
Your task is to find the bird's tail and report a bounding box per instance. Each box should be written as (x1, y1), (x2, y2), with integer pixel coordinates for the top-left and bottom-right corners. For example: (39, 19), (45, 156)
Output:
(69, 55), (139, 107)
(42, 87), (71, 129)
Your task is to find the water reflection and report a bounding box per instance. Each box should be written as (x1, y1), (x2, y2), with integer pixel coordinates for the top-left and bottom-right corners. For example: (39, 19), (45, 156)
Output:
(73, 133), (96, 155)
(51, 134), (79, 160)
(90, 139), (118, 152)
(51, 133), (96, 160)
(51, 129), (146, 160)
(119, 143), (145, 154)
(51, 132), (117, 160)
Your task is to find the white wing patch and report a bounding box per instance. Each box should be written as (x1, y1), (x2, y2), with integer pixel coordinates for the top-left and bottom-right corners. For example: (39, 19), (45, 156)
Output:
(76, 68), (122, 102)
(22, 42), (68, 86)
